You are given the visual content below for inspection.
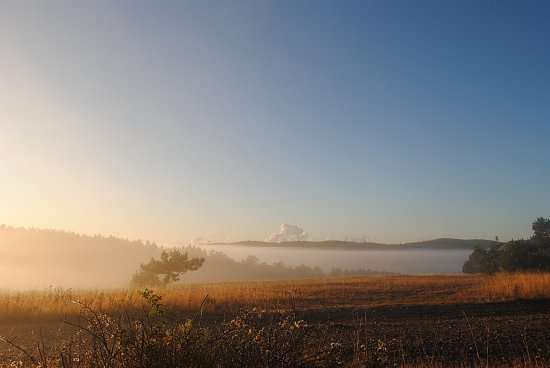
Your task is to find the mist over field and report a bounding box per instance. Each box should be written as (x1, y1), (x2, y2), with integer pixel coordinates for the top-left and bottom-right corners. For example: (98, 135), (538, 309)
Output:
(0, 226), (161, 289)
(0, 226), (488, 289)
(1, 1), (549, 365)
(197, 243), (472, 274)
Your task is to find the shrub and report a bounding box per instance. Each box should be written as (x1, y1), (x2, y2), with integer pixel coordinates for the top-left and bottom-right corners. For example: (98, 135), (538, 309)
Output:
(3, 290), (361, 367)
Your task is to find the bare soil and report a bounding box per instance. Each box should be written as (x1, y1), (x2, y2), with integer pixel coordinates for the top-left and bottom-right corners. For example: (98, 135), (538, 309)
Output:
(303, 299), (550, 365)
(2, 300), (549, 366)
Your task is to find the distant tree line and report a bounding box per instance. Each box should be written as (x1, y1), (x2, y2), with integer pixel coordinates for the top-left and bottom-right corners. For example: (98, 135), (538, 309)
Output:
(0, 225), (162, 288)
(131, 246), (395, 287)
(463, 217), (550, 274)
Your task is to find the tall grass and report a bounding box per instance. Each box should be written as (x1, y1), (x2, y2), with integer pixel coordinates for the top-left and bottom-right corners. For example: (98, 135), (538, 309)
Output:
(1, 273), (549, 322)
(1, 289), (549, 368)
(474, 272), (550, 301)
(0, 290), (375, 367)
(2, 274), (550, 367)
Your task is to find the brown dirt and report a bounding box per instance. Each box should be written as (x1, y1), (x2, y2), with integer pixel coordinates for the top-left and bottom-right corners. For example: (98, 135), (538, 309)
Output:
(301, 299), (550, 365)
(4, 300), (548, 366)
(1, 275), (550, 366)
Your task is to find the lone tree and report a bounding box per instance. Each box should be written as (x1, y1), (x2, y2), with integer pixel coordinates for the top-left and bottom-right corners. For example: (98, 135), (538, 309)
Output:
(131, 249), (204, 287)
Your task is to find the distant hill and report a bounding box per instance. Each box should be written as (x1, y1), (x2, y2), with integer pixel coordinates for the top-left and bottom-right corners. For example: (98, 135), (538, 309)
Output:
(228, 238), (497, 250)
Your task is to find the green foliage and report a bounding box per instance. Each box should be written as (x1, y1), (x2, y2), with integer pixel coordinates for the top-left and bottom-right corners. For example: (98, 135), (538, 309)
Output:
(131, 249), (204, 287)
(462, 246), (499, 274)
(498, 240), (548, 272)
(532, 216), (550, 244)
(463, 217), (550, 274)
(139, 288), (165, 317)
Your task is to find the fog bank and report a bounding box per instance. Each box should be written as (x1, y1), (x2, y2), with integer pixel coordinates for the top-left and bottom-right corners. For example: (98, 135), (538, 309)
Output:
(0, 226), (474, 289)
(197, 244), (471, 274)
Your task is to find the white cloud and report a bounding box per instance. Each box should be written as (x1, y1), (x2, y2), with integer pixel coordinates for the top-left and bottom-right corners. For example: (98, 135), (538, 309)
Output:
(189, 237), (208, 245)
(267, 224), (309, 243)
(188, 230), (217, 245)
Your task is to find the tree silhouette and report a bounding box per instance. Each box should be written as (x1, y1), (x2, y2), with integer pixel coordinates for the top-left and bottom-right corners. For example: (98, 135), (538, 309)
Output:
(462, 245), (499, 274)
(532, 217), (550, 244)
(463, 217), (550, 274)
(131, 249), (204, 287)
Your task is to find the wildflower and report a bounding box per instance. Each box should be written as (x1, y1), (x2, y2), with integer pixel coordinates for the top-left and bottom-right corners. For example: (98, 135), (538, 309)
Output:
(330, 342), (343, 349)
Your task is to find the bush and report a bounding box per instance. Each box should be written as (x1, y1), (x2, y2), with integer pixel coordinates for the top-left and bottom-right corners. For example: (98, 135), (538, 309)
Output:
(3, 290), (365, 367)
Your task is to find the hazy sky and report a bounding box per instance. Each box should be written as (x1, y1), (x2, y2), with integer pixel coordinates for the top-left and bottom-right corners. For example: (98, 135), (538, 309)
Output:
(1, 1), (549, 244)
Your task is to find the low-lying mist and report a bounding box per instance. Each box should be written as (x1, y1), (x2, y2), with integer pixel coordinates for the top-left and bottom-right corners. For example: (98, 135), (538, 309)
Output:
(197, 244), (472, 275)
(0, 226), (473, 289)
(0, 226), (161, 289)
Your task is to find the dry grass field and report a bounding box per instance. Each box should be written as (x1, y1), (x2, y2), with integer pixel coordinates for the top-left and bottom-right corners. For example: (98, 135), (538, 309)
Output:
(1, 273), (549, 320)
(1, 273), (550, 367)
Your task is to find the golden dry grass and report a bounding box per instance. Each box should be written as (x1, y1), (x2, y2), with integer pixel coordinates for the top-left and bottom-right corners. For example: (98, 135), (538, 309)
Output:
(471, 272), (550, 301)
(1, 273), (549, 322)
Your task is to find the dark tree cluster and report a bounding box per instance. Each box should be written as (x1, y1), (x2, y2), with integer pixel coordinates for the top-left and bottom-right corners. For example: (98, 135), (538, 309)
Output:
(463, 217), (550, 274)
(131, 249), (205, 287)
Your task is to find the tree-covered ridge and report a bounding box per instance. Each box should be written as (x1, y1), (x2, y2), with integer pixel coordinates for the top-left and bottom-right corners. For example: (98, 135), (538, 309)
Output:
(0, 225), (163, 288)
(463, 217), (550, 274)
(0, 224), (160, 249)
(0, 226), (392, 288)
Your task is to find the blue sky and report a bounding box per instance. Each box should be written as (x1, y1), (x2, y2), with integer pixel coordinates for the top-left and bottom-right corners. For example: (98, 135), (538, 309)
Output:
(1, 0), (549, 244)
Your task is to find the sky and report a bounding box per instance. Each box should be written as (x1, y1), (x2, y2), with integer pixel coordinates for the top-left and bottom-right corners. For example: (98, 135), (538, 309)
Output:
(1, 0), (549, 245)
